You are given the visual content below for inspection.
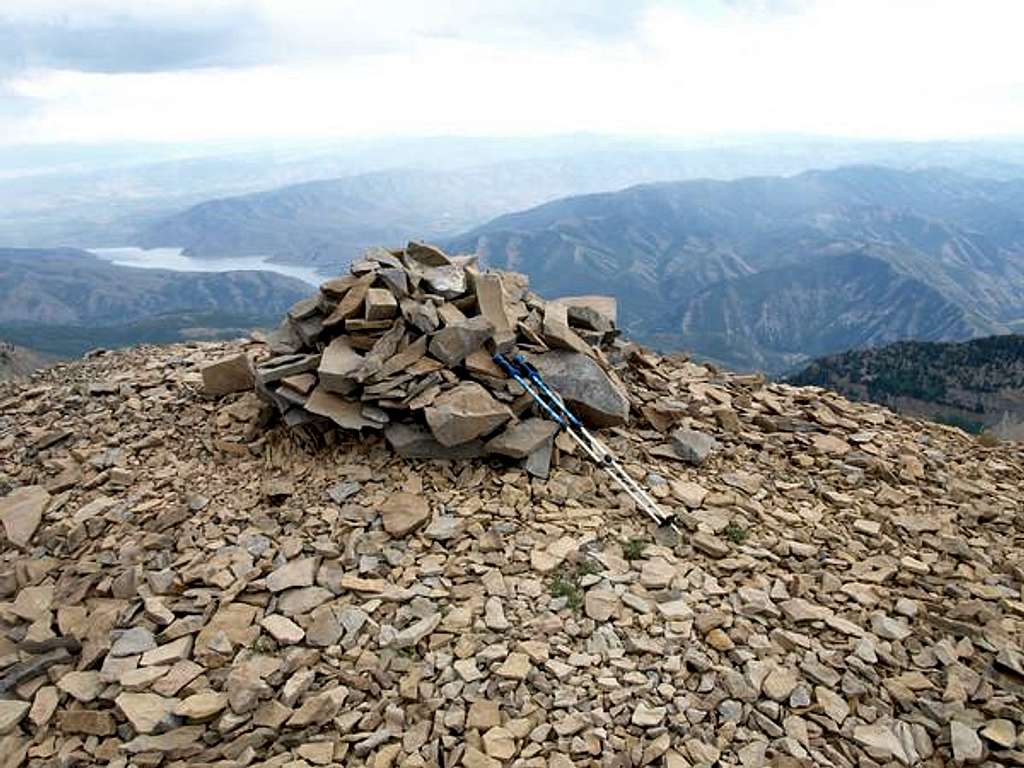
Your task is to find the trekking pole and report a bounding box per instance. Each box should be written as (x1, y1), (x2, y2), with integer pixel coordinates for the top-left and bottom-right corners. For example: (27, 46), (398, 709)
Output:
(493, 354), (569, 429)
(494, 354), (679, 534)
(510, 355), (680, 534)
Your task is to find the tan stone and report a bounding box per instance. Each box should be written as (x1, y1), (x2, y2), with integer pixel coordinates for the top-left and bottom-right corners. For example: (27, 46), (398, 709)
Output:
(0, 485), (49, 548)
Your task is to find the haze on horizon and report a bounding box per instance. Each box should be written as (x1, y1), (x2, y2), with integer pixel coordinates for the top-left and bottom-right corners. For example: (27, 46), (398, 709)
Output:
(1, 0), (1023, 148)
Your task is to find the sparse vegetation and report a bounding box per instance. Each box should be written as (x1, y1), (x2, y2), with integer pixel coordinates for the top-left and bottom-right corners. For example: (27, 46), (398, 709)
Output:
(549, 574), (583, 610)
(623, 538), (647, 560)
(788, 335), (1024, 437)
(724, 523), (749, 544)
(549, 559), (602, 611)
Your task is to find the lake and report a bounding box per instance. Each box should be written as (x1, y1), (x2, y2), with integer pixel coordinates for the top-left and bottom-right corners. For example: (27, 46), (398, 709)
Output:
(88, 246), (325, 287)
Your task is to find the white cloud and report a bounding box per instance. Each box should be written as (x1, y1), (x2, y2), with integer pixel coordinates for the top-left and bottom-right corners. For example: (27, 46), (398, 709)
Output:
(1, 0), (1022, 144)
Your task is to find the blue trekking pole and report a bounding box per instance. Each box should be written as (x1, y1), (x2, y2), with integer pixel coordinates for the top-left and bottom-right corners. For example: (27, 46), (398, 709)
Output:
(493, 354), (569, 430)
(494, 353), (679, 534)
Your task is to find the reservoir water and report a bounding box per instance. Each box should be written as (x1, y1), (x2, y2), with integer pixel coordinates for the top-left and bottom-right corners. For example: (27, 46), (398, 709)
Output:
(88, 246), (324, 287)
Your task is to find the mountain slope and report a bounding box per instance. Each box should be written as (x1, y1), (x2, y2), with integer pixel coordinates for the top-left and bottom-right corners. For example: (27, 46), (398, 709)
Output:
(137, 152), (1024, 271)
(2, 338), (1024, 764)
(675, 251), (983, 372)
(0, 248), (309, 356)
(788, 334), (1024, 435)
(0, 340), (53, 380)
(447, 166), (1024, 371)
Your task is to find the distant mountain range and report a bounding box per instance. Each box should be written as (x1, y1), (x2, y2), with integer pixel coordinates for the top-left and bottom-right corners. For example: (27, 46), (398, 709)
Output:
(140, 152), (861, 267)
(10, 150), (1024, 373)
(788, 335), (1024, 437)
(0, 248), (309, 357)
(447, 166), (1024, 372)
(4, 135), (1023, 253)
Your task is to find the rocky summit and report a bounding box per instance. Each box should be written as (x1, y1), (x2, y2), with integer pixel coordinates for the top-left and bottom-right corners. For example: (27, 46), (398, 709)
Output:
(235, 241), (625, 479)
(0, 315), (1023, 766)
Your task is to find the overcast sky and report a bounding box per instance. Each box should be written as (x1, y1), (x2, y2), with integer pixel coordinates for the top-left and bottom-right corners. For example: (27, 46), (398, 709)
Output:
(0, 0), (1022, 146)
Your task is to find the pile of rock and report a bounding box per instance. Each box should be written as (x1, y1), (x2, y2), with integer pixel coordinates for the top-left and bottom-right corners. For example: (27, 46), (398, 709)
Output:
(3, 339), (1024, 766)
(210, 242), (625, 477)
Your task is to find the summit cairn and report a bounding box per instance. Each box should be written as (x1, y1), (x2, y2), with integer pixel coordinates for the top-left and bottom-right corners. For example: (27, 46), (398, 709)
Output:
(250, 242), (625, 476)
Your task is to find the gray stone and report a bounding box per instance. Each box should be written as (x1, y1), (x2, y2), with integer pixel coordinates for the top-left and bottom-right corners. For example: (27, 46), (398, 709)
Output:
(400, 297), (439, 334)
(287, 296), (320, 321)
(255, 354), (321, 385)
(318, 338), (363, 394)
(566, 304), (614, 333)
(111, 627), (157, 657)
(390, 612), (441, 649)
(485, 418), (560, 459)
(0, 700), (30, 734)
(425, 382), (512, 446)
(523, 434), (555, 479)
(385, 422), (485, 460)
(527, 351), (629, 427)
(428, 316), (495, 367)
(327, 481), (361, 503)
(115, 692), (179, 734)
(266, 557), (318, 592)
(379, 268), (409, 297)
(405, 241), (452, 266)
(421, 265), (467, 299)
(853, 722), (909, 763)
(201, 354), (253, 396)
(474, 272), (515, 350)
(424, 515), (462, 540)
(559, 294), (618, 324)
(951, 721), (984, 764)
(306, 605), (344, 647)
(670, 428), (720, 465)
(692, 532), (730, 559)
(543, 302), (592, 355)
(277, 586), (333, 617)
(266, 318), (302, 355)
(362, 245), (403, 268)
(290, 314), (323, 347)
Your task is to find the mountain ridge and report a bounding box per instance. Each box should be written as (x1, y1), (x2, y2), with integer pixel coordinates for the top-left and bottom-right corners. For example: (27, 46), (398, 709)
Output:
(787, 333), (1024, 437)
(447, 165), (1024, 371)
(0, 247), (310, 356)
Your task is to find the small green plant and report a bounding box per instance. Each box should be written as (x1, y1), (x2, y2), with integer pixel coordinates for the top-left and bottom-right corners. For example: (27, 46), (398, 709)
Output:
(550, 574), (583, 610)
(623, 538), (647, 560)
(548, 558), (602, 611)
(724, 523), (749, 544)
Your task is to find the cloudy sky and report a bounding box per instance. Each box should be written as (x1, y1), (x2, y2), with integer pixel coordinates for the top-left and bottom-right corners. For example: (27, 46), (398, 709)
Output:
(0, 0), (1021, 145)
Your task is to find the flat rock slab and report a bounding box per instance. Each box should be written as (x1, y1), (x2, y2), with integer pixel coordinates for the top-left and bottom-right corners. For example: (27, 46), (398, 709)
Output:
(528, 350), (629, 427)
(671, 428), (720, 465)
(0, 484), (49, 548)
(318, 338), (364, 395)
(380, 492), (431, 537)
(425, 381), (512, 447)
(385, 422), (485, 460)
(485, 418), (559, 459)
(428, 316), (495, 367)
(201, 353), (253, 397)
(305, 386), (381, 431)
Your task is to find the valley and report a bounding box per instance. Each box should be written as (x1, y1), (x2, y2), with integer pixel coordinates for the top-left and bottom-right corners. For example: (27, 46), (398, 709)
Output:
(0, 248), (309, 357)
